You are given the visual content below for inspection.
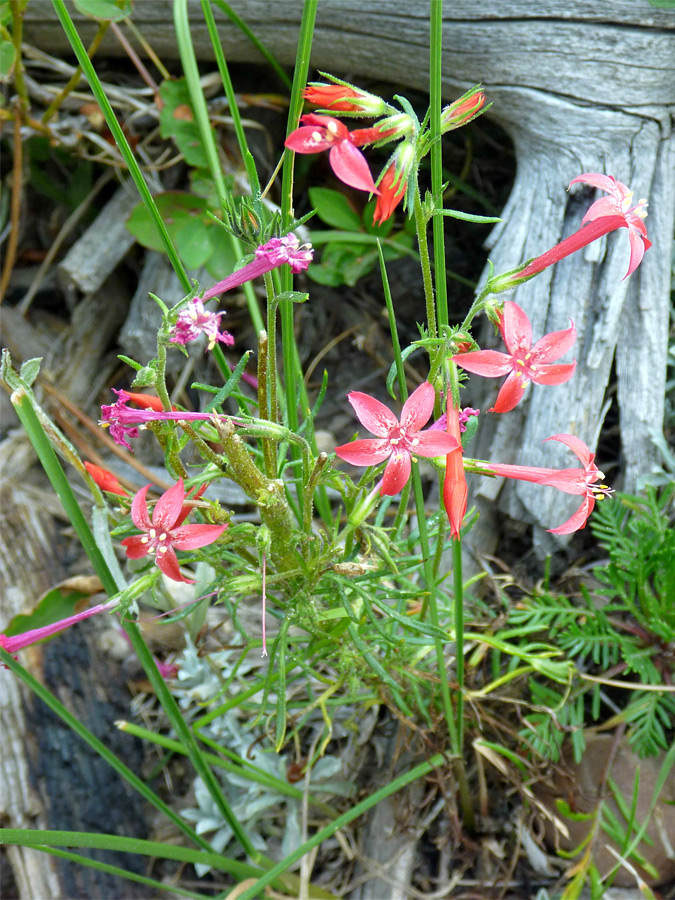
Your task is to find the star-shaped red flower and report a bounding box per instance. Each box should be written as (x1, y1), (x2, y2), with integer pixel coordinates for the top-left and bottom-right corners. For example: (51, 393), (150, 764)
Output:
(453, 301), (577, 413)
(334, 382), (458, 495)
(121, 479), (226, 583)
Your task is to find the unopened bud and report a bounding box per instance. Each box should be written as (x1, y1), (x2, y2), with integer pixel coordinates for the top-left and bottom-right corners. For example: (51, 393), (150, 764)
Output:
(441, 88), (486, 133)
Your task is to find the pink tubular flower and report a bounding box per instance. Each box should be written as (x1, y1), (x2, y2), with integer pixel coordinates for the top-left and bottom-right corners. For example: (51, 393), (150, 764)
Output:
(484, 434), (612, 534)
(121, 478), (226, 583)
(335, 382), (458, 496)
(504, 173), (651, 285)
(201, 233), (314, 301)
(1, 599), (118, 661)
(84, 461), (129, 497)
(443, 403), (468, 540)
(285, 114), (379, 194)
(100, 390), (227, 450)
(453, 301), (576, 414)
(170, 298), (234, 351)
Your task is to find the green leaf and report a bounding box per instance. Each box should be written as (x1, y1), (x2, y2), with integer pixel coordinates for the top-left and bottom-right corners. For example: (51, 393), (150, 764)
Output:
(308, 187), (362, 231)
(173, 215), (214, 269)
(0, 38), (15, 78)
(73, 0), (132, 20)
(126, 192), (210, 256)
(2, 585), (92, 640)
(647, 0), (675, 6)
(159, 79), (208, 168)
(19, 357), (42, 387)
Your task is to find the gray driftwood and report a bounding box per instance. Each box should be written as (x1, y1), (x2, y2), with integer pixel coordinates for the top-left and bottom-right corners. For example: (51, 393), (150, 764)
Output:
(26, 1), (675, 550)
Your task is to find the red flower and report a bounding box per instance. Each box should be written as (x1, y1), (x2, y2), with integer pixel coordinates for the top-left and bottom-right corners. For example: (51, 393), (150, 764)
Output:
(285, 114), (379, 194)
(508, 173), (651, 284)
(121, 479), (226, 583)
(125, 392), (166, 412)
(373, 140), (415, 225)
(334, 382), (458, 496)
(453, 301), (576, 413)
(485, 434), (612, 534)
(443, 403), (467, 540)
(84, 461), (128, 496)
(303, 82), (385, 116)
(373, 163), (406, 225)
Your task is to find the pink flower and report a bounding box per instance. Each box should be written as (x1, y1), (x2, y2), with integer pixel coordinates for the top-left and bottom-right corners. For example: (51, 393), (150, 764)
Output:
(568, 173), (651, 278)
(1, 599), (117, 662)
(202, 234), (314, 302)
(169, 298), (234, 351)
(334, 382), (458, 496)
(484, 434), (612, 534)
(429, 406), (480, 433)
(285, 114), (379, 194)
(453, 301), (576, 413)
(507, 173), (651, 285)
(443, 403), (467, 540)
(121, 479), (226, 583)
(100, 390), (227, 450)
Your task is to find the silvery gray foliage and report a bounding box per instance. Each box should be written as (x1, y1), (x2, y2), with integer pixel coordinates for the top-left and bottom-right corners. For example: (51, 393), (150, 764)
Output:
(173, 638), (352, 876)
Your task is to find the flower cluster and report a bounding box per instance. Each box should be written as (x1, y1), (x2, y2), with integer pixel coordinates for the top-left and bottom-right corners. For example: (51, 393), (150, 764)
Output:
(333, 165), (648, 534)
(286, 76), (486, 223)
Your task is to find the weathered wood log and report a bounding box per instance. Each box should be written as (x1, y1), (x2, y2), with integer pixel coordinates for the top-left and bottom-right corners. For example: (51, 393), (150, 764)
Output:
(24, 1), (675, 544)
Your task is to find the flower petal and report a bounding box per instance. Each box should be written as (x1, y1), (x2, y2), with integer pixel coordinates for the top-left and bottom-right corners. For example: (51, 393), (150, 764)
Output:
(548, 495), (595, 535)
(381, 449), (411, 495)
(544, 434), (593, 467)
(624, 227), (647, 279)
(536, 467), (588, 495)
(347, 392), (398, 437)
(170, 524), (227, 551)
(530, 321), (576, 363)
(501, 301), (532, 355)
(329, 141), (379, 193)
(581, 195), (622, 224)
(529, 361), (577, 385)
(130, 484), (153, 531)
(400, 382), (435, 432)
(284, 125), (333, 154)
(452, 349), (512, 377)
(152, 479), (186, 531)
(334, 437), (392, 466)
(155, 546), (194, 583)
(569, 173), (626, 199)
(490, 372), (526, 414)
(121, 534), (152, 559)
(411, 431), (459, 458)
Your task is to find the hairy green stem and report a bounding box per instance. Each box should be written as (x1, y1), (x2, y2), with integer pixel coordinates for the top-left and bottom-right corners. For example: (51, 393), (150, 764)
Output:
(413, 186), (437, 340)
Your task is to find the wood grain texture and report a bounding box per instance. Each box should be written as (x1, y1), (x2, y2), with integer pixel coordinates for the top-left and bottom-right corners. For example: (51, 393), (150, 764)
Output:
(24, 0), (675, 537)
